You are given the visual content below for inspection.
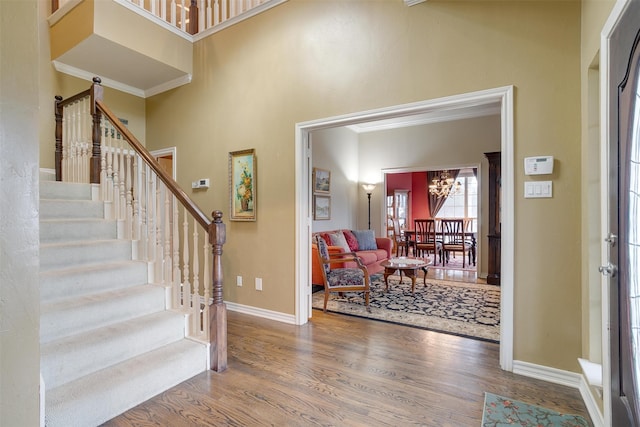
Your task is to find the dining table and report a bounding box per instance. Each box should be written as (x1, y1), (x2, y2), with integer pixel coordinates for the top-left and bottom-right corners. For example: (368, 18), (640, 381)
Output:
(400, 220), (477, 265)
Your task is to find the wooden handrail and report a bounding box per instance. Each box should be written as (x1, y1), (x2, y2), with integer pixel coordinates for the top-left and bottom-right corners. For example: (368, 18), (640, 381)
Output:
(54, 77), (227, 372)
(95, 99), (211, 231)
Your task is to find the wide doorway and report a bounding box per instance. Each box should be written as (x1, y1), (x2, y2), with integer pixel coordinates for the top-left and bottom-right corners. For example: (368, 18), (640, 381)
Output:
(295, 86), (515, 371)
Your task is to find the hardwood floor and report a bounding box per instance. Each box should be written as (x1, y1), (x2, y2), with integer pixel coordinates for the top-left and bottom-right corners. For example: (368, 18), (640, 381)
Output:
(426, 266), (483, 284)
(105, 310), (591, 426)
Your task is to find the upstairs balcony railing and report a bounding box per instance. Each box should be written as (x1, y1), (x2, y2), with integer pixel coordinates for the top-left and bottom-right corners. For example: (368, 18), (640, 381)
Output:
(54, 77), (228, 372)
(51, 0), (283, 36)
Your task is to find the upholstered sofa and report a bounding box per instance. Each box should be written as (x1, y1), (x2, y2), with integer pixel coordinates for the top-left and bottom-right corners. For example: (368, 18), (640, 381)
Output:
(311, 229), (393, 285)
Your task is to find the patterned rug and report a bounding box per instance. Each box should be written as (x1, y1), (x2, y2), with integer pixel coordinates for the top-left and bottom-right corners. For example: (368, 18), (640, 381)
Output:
(312, 274), (500, 342)
(482, 393), (590, 426)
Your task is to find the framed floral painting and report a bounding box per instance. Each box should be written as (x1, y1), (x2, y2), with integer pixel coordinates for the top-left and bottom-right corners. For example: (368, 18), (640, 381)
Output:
(229, 149), (256, 221)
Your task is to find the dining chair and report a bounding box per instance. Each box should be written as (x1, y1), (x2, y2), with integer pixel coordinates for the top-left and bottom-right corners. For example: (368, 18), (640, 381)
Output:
(413, 219), (442, 264)
(440, 218), (473, 268)
(315, 236), (371, 312)
(392, 217), (409, 256)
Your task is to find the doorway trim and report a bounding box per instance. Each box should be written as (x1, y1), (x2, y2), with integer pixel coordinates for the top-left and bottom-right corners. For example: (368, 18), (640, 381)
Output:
(295, 85), (514, 371)
(150, 146), (177, 179)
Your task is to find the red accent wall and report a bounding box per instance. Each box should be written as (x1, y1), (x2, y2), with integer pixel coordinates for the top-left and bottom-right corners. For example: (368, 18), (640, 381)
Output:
(412, 172), (429, 221)
(386, 172), (430, 227)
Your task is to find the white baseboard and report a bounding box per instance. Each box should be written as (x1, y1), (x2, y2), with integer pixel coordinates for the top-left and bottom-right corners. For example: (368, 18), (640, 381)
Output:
(513, 360), (604, 427)
(225, 301), (297, 325)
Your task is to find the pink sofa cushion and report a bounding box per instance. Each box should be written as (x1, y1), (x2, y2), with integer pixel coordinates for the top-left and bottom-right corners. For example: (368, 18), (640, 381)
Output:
(342, 230), (359, 251)
(355, 250), (379, 265)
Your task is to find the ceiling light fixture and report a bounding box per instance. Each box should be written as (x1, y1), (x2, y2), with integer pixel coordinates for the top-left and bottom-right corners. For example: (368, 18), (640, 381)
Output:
(428, 170), (461, 199)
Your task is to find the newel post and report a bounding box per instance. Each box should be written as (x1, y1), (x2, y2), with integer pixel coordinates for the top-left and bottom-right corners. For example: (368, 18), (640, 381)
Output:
(209, 210), (227, 372)
(54, 95), (63, 181)
(89, 77), (103, 184)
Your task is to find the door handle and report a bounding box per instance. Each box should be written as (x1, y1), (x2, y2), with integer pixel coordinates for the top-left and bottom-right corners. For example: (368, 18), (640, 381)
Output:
(604, 233), (617, 246)
(598, 263), (617, 278)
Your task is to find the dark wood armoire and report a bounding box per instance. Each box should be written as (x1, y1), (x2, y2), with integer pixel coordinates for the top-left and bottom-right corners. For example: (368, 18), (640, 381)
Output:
(484, 152), (501, 286)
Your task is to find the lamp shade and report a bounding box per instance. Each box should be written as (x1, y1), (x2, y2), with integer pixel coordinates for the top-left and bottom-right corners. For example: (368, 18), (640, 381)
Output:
(362, 184), (376, 193)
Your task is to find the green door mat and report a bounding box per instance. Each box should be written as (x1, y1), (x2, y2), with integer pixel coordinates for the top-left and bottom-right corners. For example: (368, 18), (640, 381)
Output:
(482, 392), (590, 426)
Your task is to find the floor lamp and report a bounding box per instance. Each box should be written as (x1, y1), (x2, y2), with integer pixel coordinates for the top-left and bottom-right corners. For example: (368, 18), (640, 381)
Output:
(362, 184), (376, 230)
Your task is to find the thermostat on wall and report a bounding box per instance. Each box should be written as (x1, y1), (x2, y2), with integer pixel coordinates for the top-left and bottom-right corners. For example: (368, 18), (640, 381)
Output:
(524, 156), (554, 175)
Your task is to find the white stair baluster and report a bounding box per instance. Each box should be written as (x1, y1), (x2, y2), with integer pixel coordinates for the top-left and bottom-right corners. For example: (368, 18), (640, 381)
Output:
(118, 138), (126, 220)
(163, 188), (172, 286)
(132, 155), (140, 241)
(139, 162), (148, 260)
(161, 0), (166, 20)
(172, 199), (180, 309)
(221, 0), (226, 22)
(171, 0), (176, 26)
(155, 181), (164, 283)
(206, 0), (212, 28)
(125, 150), (133, 239)
(112, 133), (121, 219)
(147, 171), (156, 277)
(182, 206), (191, 313)
(180, 0), (186, 31)
(192, 224), (200, 335)
(202, 238), (211, 339)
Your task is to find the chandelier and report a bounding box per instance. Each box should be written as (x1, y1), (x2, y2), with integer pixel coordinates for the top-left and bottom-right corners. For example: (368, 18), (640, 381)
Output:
(428, 170), (461, 198)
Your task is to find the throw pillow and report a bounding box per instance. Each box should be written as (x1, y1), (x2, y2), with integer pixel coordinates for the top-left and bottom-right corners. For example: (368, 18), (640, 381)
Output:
(320, 232), (333, 246)
(353, 229), (377, 251)
(329, 231), (351, 253)
(342, 229), (359, 251)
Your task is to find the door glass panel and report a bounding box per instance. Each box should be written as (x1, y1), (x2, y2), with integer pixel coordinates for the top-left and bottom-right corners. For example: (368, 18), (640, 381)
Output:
(629, 73), (640, 410)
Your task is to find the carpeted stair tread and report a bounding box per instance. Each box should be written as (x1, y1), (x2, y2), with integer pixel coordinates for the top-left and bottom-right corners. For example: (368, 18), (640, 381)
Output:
(40, 218), (117, 243)
(40, 260), (148, 303)
(42, 310), (187, 390)
(45, 338), (207, 427)
(40, 239), (132, 272)
(40, 284), (166, 344)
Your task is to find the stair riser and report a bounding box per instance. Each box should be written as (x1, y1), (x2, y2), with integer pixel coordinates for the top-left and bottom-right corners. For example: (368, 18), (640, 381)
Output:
(40, 285), (166, 344)
(40, 219), (117, 244)
(40, 261), (148, 303)
(40, 199), (104, 219)
(40, 181), (92, 200)
(42, 311), (186, 390)
(40, 240), (132, 272)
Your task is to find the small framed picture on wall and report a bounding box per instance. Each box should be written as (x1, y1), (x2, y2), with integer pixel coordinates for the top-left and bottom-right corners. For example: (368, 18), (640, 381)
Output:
(312, 168), (331, 194)
(229, 149), (257, 221)
(313, 195), (331, 220)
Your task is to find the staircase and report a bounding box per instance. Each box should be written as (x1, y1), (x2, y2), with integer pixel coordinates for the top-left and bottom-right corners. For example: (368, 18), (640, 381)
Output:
(40, 178), (208, 426)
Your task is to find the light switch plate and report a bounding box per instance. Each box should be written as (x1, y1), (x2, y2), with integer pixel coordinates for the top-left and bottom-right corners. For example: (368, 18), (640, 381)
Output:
(524, 181), (553, 198)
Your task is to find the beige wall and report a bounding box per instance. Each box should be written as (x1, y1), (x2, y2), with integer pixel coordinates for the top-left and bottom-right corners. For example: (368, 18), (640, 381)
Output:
(144, 0), (587, 371)
(1, 0), (41, 424)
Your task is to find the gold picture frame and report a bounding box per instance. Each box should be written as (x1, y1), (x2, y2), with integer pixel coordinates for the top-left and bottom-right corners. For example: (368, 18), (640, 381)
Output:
(312, 168), (331, 194)
(229, 149), (256, 221)
(313, 195), (331, 220)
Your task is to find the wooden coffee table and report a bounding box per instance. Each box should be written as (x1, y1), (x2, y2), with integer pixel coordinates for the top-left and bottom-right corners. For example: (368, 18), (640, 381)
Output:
(380, 257), (432, 294)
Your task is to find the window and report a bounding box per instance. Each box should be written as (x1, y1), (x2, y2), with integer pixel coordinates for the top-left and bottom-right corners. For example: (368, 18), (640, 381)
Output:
(435, 171), (477, 232)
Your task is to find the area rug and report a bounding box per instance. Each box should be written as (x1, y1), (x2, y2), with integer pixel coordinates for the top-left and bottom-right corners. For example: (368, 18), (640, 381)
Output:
(482, 393), (590, 426)
(312, 274), (500, 342)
